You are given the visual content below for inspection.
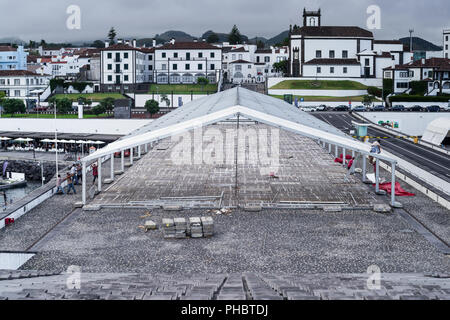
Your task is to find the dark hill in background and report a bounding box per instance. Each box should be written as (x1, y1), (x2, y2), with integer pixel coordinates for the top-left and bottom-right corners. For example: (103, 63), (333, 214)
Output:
(398, 37), (442, 51)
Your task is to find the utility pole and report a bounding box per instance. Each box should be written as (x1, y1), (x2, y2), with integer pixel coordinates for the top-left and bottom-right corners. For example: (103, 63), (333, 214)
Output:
(409, 29), (414, 53)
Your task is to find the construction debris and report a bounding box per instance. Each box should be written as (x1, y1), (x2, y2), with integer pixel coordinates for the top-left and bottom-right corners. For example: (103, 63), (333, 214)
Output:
(162, 218), (176, 239)
(144, 220), (157, 232)
(201, 217), (214, 237)
(189, 217), (203, 238)
(174, 218), (187, 239)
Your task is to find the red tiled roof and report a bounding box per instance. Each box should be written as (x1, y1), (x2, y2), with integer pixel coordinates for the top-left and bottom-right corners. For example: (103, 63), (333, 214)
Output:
(0, 46), (16, 52)
(389, 58), (450, 71)
(140, 47), (155, 53)
(374, 40), (402, 45)
(100, 43), (138, 51)
(229, 47), (248, 53)
(293, 26), (373, 38)
(156, 41), (221, 50)
(304, 58), (360, 65)
(0, 70), (48, 77)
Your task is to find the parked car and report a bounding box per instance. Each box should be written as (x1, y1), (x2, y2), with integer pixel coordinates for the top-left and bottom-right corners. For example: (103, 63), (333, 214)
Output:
(372, 105), (385, 112)
(114, 150), (131, 158)
(334, 105), (349, 111)
(352, 105), (366, 112)
(408, 105), (423, 112)
(391, 105), (405, 112)
(300, 106), (317, 112)
(425, 105), (441, 112)
(316, 105), (327, 111)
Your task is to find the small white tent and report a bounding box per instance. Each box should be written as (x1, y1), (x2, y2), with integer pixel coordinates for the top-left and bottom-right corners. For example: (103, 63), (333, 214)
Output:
(422, 117), (450, 146)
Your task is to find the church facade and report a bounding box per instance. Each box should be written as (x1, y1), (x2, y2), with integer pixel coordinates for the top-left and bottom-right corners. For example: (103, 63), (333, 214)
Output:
(288, 9), (411, 81)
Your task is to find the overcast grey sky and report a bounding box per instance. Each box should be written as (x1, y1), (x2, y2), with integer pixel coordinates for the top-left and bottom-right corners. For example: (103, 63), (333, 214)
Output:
(1, 0), (448, 45)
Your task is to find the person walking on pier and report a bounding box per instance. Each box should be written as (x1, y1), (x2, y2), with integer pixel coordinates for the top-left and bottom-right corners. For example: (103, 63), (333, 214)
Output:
(56, 174), (65, 194)
(65, 172), (76, 194)
(92, 163), (98, 184)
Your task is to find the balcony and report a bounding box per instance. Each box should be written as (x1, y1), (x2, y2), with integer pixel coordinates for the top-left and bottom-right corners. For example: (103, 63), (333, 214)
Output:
(114, 70), (122, 74)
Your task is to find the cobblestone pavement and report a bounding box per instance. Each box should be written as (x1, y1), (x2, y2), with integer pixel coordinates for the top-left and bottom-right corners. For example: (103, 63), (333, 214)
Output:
(20, 208), (450, 274)
(91, 124), (380, 207)
(0, 270), (449, 300)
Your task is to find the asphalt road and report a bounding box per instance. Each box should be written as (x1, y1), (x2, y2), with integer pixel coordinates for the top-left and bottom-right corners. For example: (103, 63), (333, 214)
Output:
(312, 112), (450, 184)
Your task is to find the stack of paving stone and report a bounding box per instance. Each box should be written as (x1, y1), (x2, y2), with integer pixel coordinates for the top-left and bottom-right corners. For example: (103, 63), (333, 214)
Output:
(161, 218), (176, 239)
(173, 218), (187, 239)
(189, 217), (203, 238)
(201, 217), (214, 237)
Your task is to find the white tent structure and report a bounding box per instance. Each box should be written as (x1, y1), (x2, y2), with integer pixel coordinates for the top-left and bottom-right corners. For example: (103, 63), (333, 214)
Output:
(81, 87), (399, 206)
(422, 117), (450, 146)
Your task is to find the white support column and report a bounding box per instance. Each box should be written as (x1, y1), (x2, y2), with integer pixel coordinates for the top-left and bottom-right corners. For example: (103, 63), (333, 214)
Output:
(121, 150), (125, 172)
(145, 144), (148, 153)
(130, 148), (134, 165)
(335, 145), (338, 158)
(352, 150), (355, 158)
(110, 154), (114, 180)
(82, 162), (86, 205)
(391, 162), (396, 206)
(98, 159), (102, 192)
(362, 155), (367, 183)
(138, 145), (141, 158)
(375, 158), (380, 193)
(328, 144), (332, 154)
(342, 148), (346, 167)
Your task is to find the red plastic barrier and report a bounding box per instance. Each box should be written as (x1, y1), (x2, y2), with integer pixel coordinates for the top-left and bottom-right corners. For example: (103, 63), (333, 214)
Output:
(374, 182), (415, 196)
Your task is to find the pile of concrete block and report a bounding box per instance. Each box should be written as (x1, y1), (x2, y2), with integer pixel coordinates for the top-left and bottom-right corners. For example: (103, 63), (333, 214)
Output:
(201, 217), (214, 238)
(174, 218), (187, 239)
(189, 217), (203, 238)
(162, 218), (176, 239)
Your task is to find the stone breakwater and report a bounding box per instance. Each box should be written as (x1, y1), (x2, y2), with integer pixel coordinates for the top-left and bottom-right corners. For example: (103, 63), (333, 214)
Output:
(1, 160), (56, 182)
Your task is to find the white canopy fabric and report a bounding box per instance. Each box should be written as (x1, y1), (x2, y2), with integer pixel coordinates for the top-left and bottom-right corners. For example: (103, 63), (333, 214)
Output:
(14, 138), (34, 142)
(422, 117), (450, 146)
(82, 87), (396, 164)
(0, 137), (11, 141)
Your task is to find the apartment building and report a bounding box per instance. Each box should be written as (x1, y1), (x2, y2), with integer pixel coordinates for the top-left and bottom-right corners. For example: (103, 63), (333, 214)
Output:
(154, 40), (222, 84)
(0, 45), (28, 71)
(444, 29), (450, 59)
(0, 70), (51, 107)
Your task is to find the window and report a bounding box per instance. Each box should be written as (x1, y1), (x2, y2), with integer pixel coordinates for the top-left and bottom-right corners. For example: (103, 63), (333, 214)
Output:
(365, 59), (370, 66)
(14, 79), (20, 85)
(316, 50), (322, 58)
(14, 90), (20, 96)
(198, 52), (203, 58)
(235, 65), (242, 71)
(342, 50), (348, 58)
(232, 54), (236, 60)
(329, 50), (335, 58)
(317, 67), (321, 74)
(124, 75), (129, 81)
(210, 52), (215, 58)
(396, 82), (409, 89)
(186, 53), (190, 60)
(446, 36), (449, 41)
(210, 64), (215, 70)
(162, 52), (166, 58)
(343, 67), (348, 74)
(124, 53), (129, 59)
(174, 52), (178, 58)
(238, 54), (243, 60)
(264, 56), (270, 63)
(399, 71), (409, 78)
(149, 65), (153, 70)
(107, 64), (112, 70)
(330, 67), (334, 74)
(172, 64), (177, 70)
(124, 64), (129, 70)
(162, 64), (167, 70)
(107, 53), (112, 59)
(198, 64), (203, 70)
(185, 64), (190, 70)
(149, 55), (153, 60)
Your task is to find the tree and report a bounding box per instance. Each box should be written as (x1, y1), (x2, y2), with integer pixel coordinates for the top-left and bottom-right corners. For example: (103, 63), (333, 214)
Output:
(108, 27), (117, 45)
(160, 94), (170, 107)
(275, 37), (289, 47)
(256, 39), (265, 49)
(228, 25), (242, 45)
(1, 99), (26, 115)
(206, 33), (219, 44)
(40, 39), (46, 46)
(273, 60), (288, 75)
(56, 98), (73, 113)
(99, 97), (115, 112)
(92, 40), (105, 48)
(362, 95), (374, 107)
(91, 105), (105, 116)
(145, 99), (160, 117)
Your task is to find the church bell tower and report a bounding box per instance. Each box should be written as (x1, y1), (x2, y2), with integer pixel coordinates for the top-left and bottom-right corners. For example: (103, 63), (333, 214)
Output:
(303, 8), (321, 27)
